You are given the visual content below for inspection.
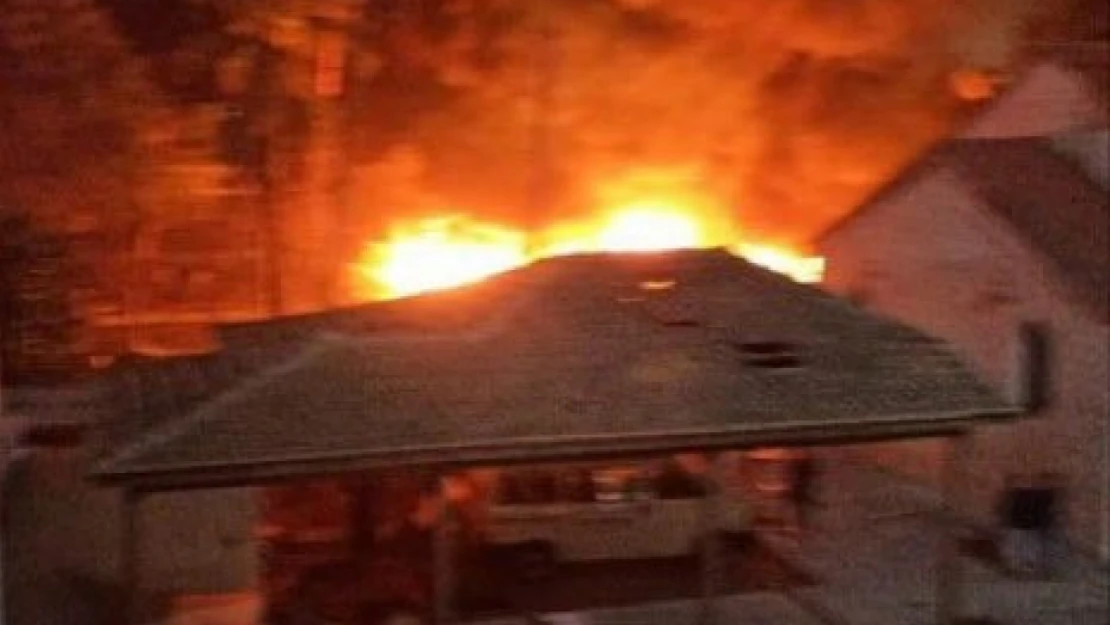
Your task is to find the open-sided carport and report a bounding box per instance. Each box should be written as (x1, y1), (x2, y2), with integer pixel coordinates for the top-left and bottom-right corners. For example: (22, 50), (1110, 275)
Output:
(92, 249), (1017, 624)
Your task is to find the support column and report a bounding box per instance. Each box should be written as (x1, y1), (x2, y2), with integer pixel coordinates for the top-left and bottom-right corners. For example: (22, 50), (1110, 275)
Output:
(699, 454), (724, 625)
(433, 475), (456, 625)
(936, 432), (970, 625)
(122, 489), (145, 625)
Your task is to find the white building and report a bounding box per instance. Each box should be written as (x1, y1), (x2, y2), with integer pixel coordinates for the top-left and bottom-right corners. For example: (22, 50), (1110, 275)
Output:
(817, 49), (1109, 561)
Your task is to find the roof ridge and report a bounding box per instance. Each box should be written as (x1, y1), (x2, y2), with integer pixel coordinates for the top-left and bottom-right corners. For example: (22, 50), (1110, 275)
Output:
(322, 261), (550, 345)
(93, 338), (337, 475)
(814, 55), (1104, 246)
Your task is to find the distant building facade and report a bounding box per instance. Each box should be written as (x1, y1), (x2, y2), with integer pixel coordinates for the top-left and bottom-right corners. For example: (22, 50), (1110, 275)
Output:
(1, 217), (93, 386)
(818, 52), (1109, 561)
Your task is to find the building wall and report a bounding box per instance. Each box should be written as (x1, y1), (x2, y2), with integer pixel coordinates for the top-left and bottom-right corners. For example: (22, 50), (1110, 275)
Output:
(819, 169), (1110, 561)
(2, 441), (259, 625)
(137, 488), (260, 597)
(1052, 127), (1110, 188)
(960, 63), (1104, 139)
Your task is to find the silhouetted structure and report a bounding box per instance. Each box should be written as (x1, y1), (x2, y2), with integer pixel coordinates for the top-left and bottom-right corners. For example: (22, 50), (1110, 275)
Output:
(1, 216), (87, 385)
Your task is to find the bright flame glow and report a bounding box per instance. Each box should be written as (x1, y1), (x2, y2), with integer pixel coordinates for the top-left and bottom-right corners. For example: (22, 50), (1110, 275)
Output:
(356, 217), (527, 299)
(733, 243), (826, 284)
(595, 205), (705, 252)
(354, 192), (824, 299)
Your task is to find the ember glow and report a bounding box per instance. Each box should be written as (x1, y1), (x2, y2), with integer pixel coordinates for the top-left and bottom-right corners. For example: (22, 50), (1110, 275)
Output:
(354, 206), (824, 300)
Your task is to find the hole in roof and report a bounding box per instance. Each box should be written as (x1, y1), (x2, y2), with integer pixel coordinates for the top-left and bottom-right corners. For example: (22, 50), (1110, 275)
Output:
(747, 354), (802, 370)
(737, 340), (795, 355)
(734, 340), (805, 370)
(661, 318), (701, 328)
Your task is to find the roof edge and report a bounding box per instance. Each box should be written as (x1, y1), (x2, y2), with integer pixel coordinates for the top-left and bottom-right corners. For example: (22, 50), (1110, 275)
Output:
(813, 138), (950, 247)
(96, 338), (339, 471)
(92, 406), (1020, 491)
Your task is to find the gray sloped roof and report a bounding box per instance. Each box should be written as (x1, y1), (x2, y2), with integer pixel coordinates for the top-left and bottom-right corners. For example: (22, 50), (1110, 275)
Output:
(1030, 41), (1110, 107)
(93, 250), (1014, 489)
(943, 137), (1110, 321)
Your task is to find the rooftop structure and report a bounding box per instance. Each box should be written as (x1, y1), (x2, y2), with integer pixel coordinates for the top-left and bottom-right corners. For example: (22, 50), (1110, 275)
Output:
(94, 249), (1014, 489)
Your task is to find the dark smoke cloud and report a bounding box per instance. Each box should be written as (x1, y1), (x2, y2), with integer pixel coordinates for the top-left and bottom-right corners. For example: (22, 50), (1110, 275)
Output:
(340, 0), (1060, 245)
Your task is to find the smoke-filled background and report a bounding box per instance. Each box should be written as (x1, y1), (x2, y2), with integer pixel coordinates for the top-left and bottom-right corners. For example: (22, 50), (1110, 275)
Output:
(2, 0), (1105, 332)
(109, 0), (1095, 243)
(233, 0), (1076, 243)
(338, 0), (1039, 243)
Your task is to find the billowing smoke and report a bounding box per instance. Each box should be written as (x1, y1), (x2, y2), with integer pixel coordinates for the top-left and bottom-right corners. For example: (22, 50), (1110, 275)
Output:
(340, 0), (1059, 246)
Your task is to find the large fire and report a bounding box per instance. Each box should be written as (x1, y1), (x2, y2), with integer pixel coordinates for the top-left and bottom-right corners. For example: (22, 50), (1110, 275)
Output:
(731, 242), (826, 285)
(356, 217), (528, 299)
(354, 202), (824, 301)
(594, 204), (706, 253)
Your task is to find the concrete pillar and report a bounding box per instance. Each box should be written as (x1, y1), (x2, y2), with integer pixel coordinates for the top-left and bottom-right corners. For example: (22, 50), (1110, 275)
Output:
(434, 476), (456, 625)
(936, 432), (970, 625)
(123, 489), (145, 625)
(699, 454), (724, 625)
(0, 422), (23, 625)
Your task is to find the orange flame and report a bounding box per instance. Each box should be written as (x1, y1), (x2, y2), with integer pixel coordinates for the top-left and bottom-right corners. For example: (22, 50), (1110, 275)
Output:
(354, 188), (824, 300)
(595, 204), (706, 252)
(354, 216), (528, 300)
(731, 243), (827, 284)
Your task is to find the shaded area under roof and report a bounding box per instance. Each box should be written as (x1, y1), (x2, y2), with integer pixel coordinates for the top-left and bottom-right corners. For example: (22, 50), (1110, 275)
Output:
(93, 250), (1016, 490)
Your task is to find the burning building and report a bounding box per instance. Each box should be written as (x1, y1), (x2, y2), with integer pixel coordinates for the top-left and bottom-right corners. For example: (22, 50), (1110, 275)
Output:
(70, 250), (1016, 624)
